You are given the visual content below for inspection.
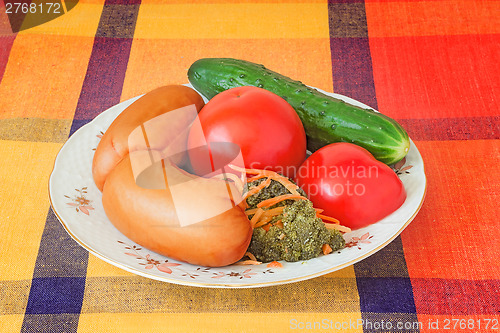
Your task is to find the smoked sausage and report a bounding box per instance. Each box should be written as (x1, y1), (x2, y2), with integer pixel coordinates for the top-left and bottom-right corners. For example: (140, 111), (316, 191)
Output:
(92, 85), (252, 267)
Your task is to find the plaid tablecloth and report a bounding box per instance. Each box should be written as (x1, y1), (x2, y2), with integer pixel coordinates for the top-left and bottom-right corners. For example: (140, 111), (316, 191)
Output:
(1, 0), (499, 332)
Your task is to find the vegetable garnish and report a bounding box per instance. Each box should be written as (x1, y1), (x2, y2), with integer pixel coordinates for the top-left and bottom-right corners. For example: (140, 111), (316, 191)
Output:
(263, 171), (302, 196)
(322, 244), (333, 255)
(317, 214), (340, 224)
(254, 216), (282, 229)
(248, 200), (346, 262)
(247, 174), (268, 182)
(244, 208), (259, 216)
(235, 260), (262, 265)
(234, 252), (262, 265)
(324, 223), (352, 233)
(228, 164), (301, 196)
(228, 164), (350, 234)
(243, 177), (272, 199)
(245, 252), (258, 261)
(253, 218), (271, 229)
(250, 208), (265, 227)
(317, 213), (351, 234)
(227, 165), (350, 263)
(267, 261), (283, 268)
(256, 194), (306, 208)
(232, 165), (352, 265)
(259, 206), (285, 217)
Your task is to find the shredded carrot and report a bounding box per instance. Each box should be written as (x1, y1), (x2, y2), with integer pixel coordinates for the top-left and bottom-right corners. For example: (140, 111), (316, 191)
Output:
(269, 174), (301, 196)
(230, 165), (303, 197)
(274, 220), (284, 229)
(250, 208), (265, 227)
(256, 194), (306, 208)
(266, 261), (283, 268)
(247, 174), (268, 182)
(230, 165), (354, 236)
(322, 244), (333, 255)
(235, 260), (262, 265)
(254, 216), (273, 228)
(245, 208), (259, 216)
(262, 206), (285, 217)
(245, 252), (258, 261)
(324, 223), (352, 233)
(244, 177), (271, 199)
(254, 216), (285, 229)
(317, 213), (341, 224)
(250, 207), (285, 228)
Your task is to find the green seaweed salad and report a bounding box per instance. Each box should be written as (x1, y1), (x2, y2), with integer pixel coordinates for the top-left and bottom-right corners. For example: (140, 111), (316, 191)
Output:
(244, 177), (346, 263)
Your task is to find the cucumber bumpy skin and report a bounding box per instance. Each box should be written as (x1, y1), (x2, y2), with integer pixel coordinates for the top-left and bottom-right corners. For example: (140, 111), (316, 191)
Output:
(188, 58), (410, 165)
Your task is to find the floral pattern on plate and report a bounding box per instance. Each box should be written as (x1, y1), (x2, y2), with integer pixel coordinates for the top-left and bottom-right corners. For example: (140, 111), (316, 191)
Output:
(345, 233), (373, 250)
(65, 187), (94, 215)
(117, 240), (278, 280)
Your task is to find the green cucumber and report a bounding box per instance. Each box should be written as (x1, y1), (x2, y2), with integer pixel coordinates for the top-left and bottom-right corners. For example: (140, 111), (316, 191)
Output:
(188, 58), (410, 165)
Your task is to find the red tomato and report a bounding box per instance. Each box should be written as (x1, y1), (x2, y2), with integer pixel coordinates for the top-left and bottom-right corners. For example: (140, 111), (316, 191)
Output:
(188, 86), (307, 178)
(294, 143), (406, 230)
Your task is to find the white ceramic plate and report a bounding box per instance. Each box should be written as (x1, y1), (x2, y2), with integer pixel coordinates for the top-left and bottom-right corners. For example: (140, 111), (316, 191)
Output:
(48, 85), (426, 288)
